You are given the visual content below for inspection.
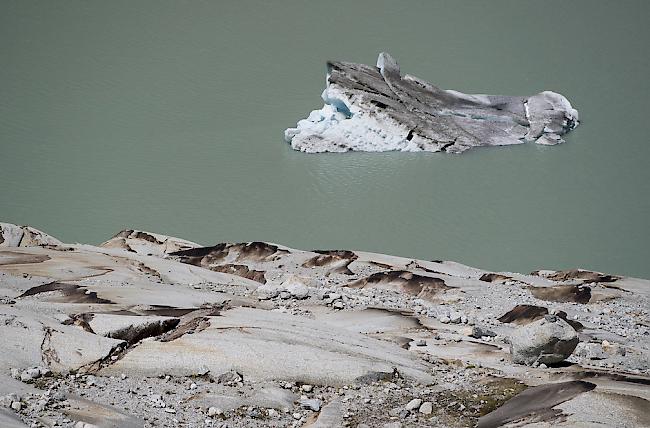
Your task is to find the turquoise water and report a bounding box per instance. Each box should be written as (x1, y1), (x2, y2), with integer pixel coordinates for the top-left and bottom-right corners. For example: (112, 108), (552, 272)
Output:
(1, 1), (649, 278)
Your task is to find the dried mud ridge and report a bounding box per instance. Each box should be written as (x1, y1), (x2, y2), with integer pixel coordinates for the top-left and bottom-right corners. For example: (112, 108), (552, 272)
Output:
(0, 222), (648, 428)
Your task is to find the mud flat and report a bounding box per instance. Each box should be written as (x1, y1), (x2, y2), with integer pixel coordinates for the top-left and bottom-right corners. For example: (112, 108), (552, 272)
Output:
(0, 222), (648, 427)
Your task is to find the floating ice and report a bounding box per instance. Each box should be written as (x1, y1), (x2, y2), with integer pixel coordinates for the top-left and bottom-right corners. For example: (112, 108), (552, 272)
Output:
(285, 53), (579, 154)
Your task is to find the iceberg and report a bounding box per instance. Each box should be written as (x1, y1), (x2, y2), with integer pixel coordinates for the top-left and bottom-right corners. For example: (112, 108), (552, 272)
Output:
(285, 53), (579, 154)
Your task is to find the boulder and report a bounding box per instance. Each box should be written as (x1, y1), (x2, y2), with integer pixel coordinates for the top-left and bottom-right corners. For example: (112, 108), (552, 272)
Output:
(254, 283), (281, 300)
(101, 307), (434, 385)
(281, 275), (312, 299)
(100, 229), (199, 257)
(509, 315), (578, 365)
(0, 222), (62, 247)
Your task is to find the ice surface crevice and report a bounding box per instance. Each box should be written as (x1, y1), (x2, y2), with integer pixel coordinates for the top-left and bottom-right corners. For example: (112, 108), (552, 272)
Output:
(284, 52), (579, 154)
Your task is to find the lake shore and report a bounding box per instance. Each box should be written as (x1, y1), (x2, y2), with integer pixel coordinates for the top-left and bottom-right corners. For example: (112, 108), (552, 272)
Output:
(1, 222), (648, 427)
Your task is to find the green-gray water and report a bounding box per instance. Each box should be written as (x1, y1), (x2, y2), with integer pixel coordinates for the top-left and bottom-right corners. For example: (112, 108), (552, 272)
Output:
(1, 1), (649, 278)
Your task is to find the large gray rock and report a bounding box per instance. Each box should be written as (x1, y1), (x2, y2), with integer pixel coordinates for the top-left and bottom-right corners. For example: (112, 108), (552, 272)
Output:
(101, 307), (434, 385)
(0, 306), (124, 373)
(0, 222), (62, 247)
(285, 52), (579, 154)
(100, 229), (199, 257)
(509, 315), (579, 365)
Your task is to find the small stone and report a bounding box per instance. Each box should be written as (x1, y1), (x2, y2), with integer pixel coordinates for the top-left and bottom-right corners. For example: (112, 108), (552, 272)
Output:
(120, 373), (127, 380)
(247, 407), (262, 418)
(405, 398), (422, 411)
(189, 382), (197, 390)
(164, 408), (176, 413)
(301, 384), (313, 392)
(292, 412), (302, 420)
(11, 401), (22, 411)
(333, 301), (344, 310)
(267, 408), (278, 417)
(465, 326), (497, 339)
(439, 316), (450, 324)
(419, 401), (433, 415)
(207, 407), (222, 417)
(10, 368), (20, 380)
(414, 340), (427, 347)
(299, 398), (321, 411)
(449, 312), (462, 324)
(216, 370), (241, 384)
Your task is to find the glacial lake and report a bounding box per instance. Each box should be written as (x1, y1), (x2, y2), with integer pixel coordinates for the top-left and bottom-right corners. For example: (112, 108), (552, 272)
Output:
(1, 1), (649, 278)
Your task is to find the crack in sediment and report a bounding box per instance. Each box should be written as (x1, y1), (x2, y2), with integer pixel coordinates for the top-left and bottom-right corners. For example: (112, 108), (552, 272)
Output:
(40, 326), (60, 367)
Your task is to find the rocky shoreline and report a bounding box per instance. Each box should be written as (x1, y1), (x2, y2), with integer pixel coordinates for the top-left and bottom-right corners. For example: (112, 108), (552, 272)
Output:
(0, 222), (648, 427)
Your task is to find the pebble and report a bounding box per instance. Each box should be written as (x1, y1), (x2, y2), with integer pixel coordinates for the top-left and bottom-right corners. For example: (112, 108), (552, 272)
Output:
(11, 401), (22, 411)
(299, 398), (322, 411)
(20, 368), (42, 382)
(405, 398), (422, 411)
(419, 401), (433, 415)
(301, 384), (314, 392)
(207, 407), (223, 417)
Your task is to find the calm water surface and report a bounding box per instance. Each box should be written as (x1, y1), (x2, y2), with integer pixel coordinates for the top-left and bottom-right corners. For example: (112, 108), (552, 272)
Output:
(1, 1), (649, 278)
